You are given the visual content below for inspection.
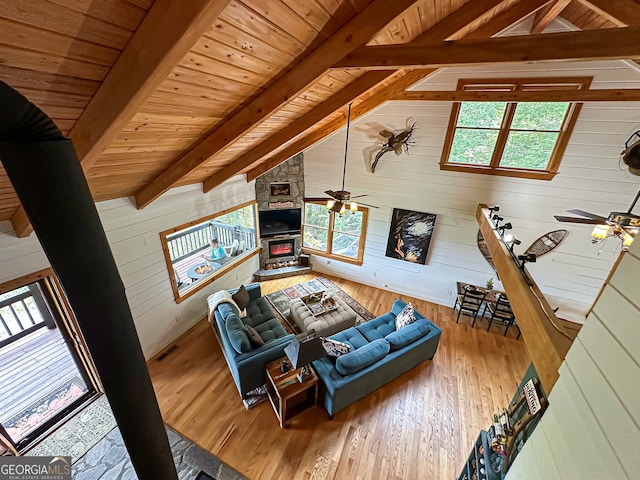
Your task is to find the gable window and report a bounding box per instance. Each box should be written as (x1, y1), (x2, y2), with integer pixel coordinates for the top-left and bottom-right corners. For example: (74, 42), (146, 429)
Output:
(440, 77), (591, 180)
(160, 201), (259, 302)
(302, 201), (368, 265)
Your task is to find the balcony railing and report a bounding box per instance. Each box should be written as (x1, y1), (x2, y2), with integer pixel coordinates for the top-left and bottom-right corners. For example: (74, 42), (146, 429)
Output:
(0, 285), (56, 349)
(167, 222), (257, 263)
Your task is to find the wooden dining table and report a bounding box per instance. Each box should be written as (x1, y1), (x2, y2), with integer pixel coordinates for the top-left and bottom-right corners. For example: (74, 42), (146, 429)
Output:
(456, 281), (504, 305)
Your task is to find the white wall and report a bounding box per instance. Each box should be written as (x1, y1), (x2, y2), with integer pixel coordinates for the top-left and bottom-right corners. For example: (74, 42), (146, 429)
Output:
(505, 234), (640, 479)
(0, 175), (258, 358)
(303, 55), (640, 322)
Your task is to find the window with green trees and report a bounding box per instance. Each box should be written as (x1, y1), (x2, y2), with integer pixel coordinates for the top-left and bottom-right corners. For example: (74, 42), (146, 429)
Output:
(440, 78), (591, 180)
(303, 201), (368, 265)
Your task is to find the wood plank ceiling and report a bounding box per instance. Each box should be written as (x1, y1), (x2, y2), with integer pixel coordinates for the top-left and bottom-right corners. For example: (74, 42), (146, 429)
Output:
(1, 0), (639, 237)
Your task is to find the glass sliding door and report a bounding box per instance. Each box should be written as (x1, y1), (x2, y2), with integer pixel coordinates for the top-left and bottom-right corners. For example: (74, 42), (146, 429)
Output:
(0, 276), (96, 449)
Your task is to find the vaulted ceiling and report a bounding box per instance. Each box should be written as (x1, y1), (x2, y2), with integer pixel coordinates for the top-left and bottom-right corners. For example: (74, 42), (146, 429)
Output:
(1, 0), (639, 237)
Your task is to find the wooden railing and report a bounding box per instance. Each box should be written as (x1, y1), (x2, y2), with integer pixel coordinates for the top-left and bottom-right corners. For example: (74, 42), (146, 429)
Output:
(166, 222), (257, 263)
(0, 284), (56, 349)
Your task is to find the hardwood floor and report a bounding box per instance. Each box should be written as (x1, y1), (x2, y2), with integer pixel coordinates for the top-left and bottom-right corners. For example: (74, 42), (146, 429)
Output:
(148, 274), (531, 480)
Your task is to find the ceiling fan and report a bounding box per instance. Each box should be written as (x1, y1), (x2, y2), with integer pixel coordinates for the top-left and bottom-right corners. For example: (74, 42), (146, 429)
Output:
(621, 130), (640, 176)
(554, 187), (640, 248)
(320, 103), (379, 214)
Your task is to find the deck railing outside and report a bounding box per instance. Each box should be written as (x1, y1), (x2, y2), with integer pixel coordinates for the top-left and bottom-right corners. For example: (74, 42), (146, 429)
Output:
(167, 222), (257, 263)
(0, 284), (56, 349)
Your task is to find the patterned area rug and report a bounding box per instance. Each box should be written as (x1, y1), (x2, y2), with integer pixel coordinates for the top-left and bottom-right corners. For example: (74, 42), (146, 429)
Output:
(265, 277), (375, 332)
(5, 376), (88, 442)
(27, 394), (116, 462)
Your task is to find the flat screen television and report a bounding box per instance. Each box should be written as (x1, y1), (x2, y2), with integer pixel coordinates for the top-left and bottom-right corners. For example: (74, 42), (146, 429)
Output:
(258, 208), (302, 237)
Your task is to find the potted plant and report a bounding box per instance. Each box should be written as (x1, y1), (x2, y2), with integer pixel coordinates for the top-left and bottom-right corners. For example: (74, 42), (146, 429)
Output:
(485, 277), (494, 290)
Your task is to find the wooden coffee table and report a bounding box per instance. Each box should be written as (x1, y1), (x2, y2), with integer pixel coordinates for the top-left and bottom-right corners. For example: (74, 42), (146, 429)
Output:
(265, 357), (318, 428)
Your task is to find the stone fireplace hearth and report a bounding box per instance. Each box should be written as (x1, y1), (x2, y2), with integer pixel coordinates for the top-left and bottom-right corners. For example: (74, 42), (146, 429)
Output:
(253, 153), (311, 281)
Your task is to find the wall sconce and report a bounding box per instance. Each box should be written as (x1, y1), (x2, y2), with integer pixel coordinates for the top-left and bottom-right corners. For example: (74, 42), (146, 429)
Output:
(518, 253), (537, 268)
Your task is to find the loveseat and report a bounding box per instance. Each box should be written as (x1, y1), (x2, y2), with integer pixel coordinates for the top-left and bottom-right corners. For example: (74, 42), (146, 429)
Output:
(209, 283), (294, 399)
(312, 299), (441, 417)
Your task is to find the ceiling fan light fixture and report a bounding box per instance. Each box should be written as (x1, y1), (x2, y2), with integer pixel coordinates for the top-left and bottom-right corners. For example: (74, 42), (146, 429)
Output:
(326, 200), (335, 210)
(591, 224), (611, 242)
(623, 232), (634, 247)
(350, 202), (358, 212)
(339, 204), (346, 215)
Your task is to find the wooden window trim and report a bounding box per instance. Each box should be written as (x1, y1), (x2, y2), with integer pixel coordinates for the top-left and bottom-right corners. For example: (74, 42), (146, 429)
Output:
(440, 77), (592, 180)
(159, 201), (259, 303)
(301, 200), (368, 266)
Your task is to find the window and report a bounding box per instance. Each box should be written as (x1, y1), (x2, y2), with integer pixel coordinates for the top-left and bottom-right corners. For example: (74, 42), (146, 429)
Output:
(440, 77), (591, 180)
(160, 201), (259, 302)
(0, 270), (97, 450)
(302, 201), (368, 265)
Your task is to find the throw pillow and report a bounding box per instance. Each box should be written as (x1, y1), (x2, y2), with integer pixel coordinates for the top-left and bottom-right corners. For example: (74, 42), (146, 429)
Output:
(321, 337), (351, 357)
(244, 324), (265, 347)
(232, 284), (250, 318)
(225, 313), (252, 354)
(395, 302), (416, 330)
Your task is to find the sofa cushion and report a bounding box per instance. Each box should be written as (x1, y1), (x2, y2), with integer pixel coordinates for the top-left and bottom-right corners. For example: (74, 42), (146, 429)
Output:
(395, 302), (416, 330)
(335, 339), (390, 376)
(357, 312), (395, 342)
(253, 318), (287, 343)
(225, 313), (253, 354)
(329, 327), (369, 350)
(244, 324), (265, 347)
(217, 301), (239, 319)
(242, 297), (277, 328)
(385, 319), (431, 351)
(321, 337), (351, 358)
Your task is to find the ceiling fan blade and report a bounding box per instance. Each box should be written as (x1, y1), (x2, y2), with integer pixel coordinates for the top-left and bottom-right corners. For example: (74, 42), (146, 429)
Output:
(350, 194), (369, 199)
(356, 202), (380, 209)
(554, 215), (602, 224)
(324, 190), (337, 198)
(566, 209), (608, 222)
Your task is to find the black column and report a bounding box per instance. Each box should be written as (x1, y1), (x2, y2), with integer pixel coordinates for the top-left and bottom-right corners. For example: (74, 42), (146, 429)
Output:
(0, 83), (177, 479)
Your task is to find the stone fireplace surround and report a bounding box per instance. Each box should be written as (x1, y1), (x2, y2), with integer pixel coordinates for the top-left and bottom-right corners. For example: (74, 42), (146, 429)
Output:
(253, 153), (311, 280)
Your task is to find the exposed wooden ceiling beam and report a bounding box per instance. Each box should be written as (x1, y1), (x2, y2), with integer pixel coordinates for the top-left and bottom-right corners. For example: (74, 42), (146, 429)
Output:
(202, 0), (516, 192)
(201, 71), (393, 193)
(133, 0), (421, 209)
(576, 0), (640, 26)
(334, 26), (640, 70)
(8, 0), (231, 238)
(393, 88), (640, 101)
(476, 204), (573, 394)
(530, 0), (572, 34)
(244, 0), (555, 182)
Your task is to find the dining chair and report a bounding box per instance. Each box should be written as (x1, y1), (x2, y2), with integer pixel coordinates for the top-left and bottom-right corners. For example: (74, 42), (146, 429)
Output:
(485, 293), (520, 337)
(454, 285), (488, 324)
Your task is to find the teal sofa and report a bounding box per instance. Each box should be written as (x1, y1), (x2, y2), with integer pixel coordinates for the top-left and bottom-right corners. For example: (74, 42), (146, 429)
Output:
(312, 299), (441, 417)
(210, 283), (294, 399)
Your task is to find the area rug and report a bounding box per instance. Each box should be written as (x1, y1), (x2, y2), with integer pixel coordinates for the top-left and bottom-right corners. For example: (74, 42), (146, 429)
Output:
(5, 376), (88, 442)
(242, 385), (268, 410)
(27, 394), (116, 462)
(265, 277), (375, 332)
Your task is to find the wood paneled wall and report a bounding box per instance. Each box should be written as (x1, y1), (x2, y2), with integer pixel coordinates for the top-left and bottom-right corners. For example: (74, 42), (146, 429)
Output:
(302, 20), (640, 323)
(0, 176), (257, 358)
(506, 223), (640, 479)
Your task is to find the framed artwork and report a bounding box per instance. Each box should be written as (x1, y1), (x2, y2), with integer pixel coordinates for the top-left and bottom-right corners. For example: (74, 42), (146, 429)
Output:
(385, 208), (437, 264)
(270, 182), (291, 197)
